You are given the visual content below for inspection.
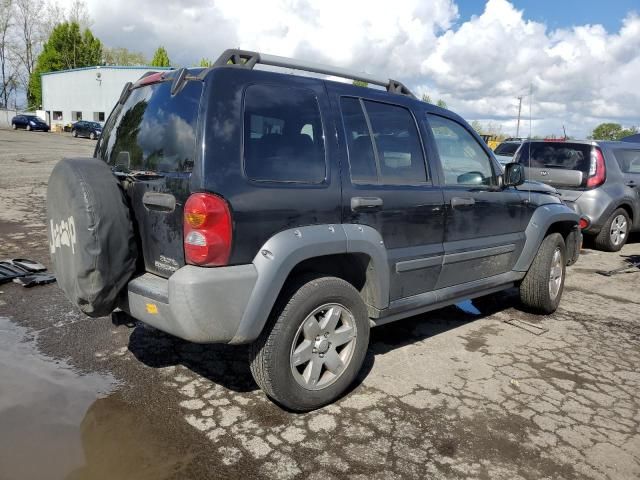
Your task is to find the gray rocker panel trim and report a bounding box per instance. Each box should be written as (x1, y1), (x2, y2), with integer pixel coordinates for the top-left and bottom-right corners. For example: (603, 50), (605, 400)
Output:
(512, 203), (579, 272)
(230, 224), (389, 344)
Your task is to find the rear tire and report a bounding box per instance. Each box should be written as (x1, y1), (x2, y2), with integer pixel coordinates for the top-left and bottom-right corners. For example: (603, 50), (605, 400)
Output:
(250, 276), (370, 411)
(11, 123), (16, 130)
(519, 233), (566, 314)
(593, 208), (630, 252)
(26, 124), (31, 131)
(72, 129), (78, 138)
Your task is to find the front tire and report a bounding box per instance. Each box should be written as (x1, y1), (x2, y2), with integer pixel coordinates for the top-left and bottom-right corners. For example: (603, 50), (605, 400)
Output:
(250, 276), (370, 411)
(593, 208), (630, 252)
(519, 233), (566, 314)
(89, 132), (96, 140)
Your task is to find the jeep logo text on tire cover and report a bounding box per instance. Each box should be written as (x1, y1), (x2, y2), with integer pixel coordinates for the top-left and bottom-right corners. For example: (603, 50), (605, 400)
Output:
(50, 216), (77, 255)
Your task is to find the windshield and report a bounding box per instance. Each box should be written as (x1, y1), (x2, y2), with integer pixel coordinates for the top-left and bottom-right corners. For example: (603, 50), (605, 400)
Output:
(25, 116), (41, 122)
(88, 122), (101, 128)
(515, 142), (593, 173)
(494, 142), (520, 156)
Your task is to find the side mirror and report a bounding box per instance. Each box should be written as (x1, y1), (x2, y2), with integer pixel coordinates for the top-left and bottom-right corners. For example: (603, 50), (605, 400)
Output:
(503, 163), (525, 187)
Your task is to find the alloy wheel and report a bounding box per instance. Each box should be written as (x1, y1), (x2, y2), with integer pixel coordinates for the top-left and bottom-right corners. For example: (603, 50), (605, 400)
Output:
(290, 303), (357, 391)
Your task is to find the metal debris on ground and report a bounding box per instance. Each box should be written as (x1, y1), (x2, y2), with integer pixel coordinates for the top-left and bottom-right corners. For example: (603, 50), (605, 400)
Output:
(596, 259), (640, 277)
(0, 259), (55, 287)
(503, 318), (549, 335)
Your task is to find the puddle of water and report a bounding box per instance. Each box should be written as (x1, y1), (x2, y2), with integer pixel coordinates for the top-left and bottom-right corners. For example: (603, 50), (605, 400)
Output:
(0, 316), (200, 480)
(0, 316), (116, 480)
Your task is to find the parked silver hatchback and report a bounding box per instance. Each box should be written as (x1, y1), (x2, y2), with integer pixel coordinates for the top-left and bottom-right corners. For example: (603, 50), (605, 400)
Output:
(515, 140), (640, 251)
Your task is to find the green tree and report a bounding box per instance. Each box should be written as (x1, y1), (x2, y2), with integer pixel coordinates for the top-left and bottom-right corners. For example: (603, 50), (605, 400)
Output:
(436, 99), (447, 109)
(352, 79), (368, 88)
(103, 47), (147, 66)
(27, 21), (102, 108)
(150, 46), (170, 67)
(198, 57), (212, 67)
(421, 93), (432, 103)
(590, 122), (638, 141)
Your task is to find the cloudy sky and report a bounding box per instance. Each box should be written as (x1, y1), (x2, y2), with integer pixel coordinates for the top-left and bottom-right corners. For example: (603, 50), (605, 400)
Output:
(61, 0), (639, 138)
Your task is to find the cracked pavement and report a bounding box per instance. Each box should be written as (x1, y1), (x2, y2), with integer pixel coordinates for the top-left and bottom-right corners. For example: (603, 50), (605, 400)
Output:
(1, 129), (639, 479)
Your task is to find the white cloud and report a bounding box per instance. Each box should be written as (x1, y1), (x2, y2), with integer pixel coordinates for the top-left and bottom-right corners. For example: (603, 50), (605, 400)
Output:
(65, 0), (639, 137)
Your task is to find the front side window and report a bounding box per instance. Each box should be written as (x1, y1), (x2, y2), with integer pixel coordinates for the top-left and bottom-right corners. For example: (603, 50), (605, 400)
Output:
(612, 149), (640, 174)
(243, 84), (325, 183)
(427, 114), (494, 186)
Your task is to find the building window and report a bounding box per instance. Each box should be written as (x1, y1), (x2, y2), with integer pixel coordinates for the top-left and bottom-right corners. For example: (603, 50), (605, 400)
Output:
(53, 111), (63, 121)
(93, 112), (105, 122)
(72, 111), (82, 121)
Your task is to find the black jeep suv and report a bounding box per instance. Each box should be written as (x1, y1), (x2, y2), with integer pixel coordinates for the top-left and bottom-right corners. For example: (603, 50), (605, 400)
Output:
(47, 49), (580, 411)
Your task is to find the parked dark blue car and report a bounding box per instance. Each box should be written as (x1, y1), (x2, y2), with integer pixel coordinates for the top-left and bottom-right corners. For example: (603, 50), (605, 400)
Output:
(72, 121), (102, 140)
(11, 115), (49, 132)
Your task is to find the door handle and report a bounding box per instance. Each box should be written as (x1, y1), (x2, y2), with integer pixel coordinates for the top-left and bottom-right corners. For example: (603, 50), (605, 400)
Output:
(451, 197), (476, 208)
(351, 196), (383, 212)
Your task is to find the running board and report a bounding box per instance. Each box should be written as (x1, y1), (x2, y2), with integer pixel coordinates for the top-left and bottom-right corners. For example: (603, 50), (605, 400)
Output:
(370, 271), (525, 327)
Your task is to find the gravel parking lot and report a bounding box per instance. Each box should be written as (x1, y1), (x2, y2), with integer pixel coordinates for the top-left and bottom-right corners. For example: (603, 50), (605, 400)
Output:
(1, 128), (639, 480)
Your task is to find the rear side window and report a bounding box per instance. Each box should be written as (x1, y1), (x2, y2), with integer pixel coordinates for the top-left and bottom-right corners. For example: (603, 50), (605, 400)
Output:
(99, 80), (202, 173)
(243, 84), (326, 183)
(515, 142), (592, 173)
(340, 98), (427, 184)
(612, 149), (640, 173)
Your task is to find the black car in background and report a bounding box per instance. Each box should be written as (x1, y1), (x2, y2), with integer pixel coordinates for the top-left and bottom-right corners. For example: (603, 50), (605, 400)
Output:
(11, 115), (49, 132)
(72, 121), (102, 140)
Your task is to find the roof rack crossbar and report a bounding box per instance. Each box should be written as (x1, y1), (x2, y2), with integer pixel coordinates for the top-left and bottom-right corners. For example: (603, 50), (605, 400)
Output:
(212, 49), (415, 98)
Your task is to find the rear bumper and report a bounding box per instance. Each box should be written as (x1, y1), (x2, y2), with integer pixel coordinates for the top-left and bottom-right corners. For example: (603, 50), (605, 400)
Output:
(124, 264), (258, 343)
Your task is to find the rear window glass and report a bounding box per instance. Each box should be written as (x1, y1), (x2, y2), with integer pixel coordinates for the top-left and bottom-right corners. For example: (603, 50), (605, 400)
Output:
(494, 142), (520, 156)
(515, 142), (592, 173)
(98, 80), (202, 173)
(243, 84), (326, 183)
(612, 149), (640, 173)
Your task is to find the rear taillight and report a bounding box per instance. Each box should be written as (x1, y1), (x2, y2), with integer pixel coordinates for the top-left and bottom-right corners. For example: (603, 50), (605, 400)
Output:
(586, 147), (606, 188)
(579, 217), (590, 230)
(183, 193), (232, 266)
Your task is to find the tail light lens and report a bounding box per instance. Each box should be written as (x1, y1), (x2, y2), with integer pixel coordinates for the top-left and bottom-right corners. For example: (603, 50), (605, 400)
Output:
(579, 216), (590, 230)
(183, 193), (232, 266)
(586, 147), (606, 188)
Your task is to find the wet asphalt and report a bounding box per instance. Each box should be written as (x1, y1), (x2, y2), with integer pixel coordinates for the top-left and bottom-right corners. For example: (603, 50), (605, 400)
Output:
(0, 128), (639, 480)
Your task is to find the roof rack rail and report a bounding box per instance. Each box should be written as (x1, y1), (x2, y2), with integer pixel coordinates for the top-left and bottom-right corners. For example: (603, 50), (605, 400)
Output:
(211, 48), (416, 99)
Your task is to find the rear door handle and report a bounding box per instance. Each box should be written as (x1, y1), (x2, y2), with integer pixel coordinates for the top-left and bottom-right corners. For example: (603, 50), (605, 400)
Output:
(451, 197), (476, 208)
(351, 196), (383, 212)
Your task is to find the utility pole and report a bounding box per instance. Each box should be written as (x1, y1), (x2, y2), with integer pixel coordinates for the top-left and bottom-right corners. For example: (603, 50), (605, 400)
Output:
(515, 95), (523, 138)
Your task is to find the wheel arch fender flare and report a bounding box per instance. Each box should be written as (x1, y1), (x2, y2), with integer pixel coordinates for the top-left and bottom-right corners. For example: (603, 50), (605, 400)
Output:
(513, 203), (579, 272)
(230, 224), (389, 344)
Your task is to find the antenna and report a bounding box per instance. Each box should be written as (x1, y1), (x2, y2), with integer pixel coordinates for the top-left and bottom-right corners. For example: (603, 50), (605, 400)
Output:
(516, 95), (523, 138)
(528, 83), (533, 204)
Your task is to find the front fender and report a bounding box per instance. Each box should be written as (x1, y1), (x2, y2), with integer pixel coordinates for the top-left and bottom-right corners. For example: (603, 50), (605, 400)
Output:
(512, 204), (579, 272)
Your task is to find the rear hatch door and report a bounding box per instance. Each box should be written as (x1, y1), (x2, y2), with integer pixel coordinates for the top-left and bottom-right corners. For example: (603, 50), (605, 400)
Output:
(97, 75), (203, 278)
(515, 141), (594, 194)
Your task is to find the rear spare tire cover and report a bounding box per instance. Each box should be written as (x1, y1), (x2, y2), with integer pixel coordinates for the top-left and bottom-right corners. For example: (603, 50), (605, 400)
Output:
(47, 158), (137, 317)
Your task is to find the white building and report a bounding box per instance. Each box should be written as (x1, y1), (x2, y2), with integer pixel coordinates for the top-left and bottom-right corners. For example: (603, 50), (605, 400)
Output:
(41, 66), (173, 127)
